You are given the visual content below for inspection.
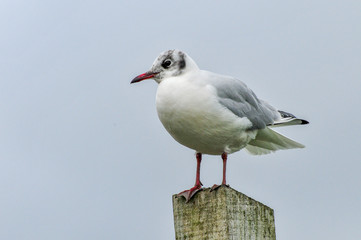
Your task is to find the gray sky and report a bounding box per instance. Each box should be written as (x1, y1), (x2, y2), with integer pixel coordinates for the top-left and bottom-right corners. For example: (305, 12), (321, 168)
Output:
(1, 0), (360, 239)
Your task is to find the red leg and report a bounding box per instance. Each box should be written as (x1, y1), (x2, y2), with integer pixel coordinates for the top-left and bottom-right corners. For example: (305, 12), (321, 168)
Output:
(221, 152), (227, 185)
(211, 152), (230, 191)
(178, 153), (203, 202)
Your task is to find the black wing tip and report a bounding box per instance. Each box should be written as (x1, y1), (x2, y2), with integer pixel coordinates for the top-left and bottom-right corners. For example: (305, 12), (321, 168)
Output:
(300, 119), (309, 125)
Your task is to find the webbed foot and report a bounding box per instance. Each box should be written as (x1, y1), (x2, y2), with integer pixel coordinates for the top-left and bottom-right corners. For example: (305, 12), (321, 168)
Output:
(178, 184), (203, 202)
(210, 183), (230, 192)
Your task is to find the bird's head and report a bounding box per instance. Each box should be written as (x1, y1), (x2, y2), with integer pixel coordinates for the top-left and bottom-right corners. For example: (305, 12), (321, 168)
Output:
(131, 49), (199, 84)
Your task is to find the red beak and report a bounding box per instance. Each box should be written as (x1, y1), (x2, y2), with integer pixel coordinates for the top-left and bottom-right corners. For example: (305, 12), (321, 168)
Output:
(130, 71), (159, 84)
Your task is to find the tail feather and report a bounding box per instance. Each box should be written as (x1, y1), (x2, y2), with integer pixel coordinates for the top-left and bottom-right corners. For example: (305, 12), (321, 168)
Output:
(245, 127), (305, 155)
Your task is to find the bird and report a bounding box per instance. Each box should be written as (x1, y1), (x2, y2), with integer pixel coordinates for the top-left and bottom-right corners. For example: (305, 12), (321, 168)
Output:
(130, 49), (309, 202)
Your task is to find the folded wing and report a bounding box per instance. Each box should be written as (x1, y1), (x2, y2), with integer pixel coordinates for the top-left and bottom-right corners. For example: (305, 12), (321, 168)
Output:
(206, 72), (309, 155)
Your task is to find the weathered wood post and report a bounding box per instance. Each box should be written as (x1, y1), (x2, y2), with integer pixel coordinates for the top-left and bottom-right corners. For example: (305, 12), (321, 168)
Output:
(172, 186), (276, 240)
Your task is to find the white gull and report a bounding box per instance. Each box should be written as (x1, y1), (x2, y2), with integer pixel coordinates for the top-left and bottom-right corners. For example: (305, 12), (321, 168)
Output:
(131, 50), (308, 201)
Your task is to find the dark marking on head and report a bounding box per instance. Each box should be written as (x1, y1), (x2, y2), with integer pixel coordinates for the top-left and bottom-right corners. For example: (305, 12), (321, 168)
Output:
(178, 52), (186, 69)
(157, 50), (174, 62)
(165, 50), (175, 60)
(179, 59), (185, 69)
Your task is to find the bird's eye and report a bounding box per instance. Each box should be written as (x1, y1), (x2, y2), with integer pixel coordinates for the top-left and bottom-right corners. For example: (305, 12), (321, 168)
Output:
(162, 59), (172, 69)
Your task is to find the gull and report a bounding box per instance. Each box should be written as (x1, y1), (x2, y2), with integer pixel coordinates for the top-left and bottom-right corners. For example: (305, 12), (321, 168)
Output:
(131, 50), (308, 202)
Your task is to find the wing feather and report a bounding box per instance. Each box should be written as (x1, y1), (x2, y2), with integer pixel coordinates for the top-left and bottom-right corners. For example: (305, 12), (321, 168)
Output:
(204, 71), (279, 129)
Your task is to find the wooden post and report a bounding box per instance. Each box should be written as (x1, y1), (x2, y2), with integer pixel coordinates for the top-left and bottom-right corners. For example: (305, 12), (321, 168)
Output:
(172, 186), (276, 240)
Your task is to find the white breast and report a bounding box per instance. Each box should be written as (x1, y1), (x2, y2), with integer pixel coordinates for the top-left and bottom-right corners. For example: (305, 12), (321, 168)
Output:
(155, 74), (256, 155)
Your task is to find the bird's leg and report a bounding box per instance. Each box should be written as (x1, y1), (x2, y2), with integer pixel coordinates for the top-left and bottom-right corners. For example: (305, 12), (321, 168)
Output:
(211, 152), (230, 191)
(221, 152), (228, 185)
(178, 153), (203, 202)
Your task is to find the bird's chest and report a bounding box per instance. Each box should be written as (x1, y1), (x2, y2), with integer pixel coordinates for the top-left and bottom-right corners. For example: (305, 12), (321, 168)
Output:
(156, 79), (217, 134)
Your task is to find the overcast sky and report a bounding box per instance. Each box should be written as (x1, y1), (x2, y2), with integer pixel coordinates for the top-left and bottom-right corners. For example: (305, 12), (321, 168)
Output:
(1, 0), (361, 239)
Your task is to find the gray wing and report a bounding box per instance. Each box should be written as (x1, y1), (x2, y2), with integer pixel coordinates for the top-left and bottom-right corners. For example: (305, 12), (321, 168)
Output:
(205, 71), (279, 130)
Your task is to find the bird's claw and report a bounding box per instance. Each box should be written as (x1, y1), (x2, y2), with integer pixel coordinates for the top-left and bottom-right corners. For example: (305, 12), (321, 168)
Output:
(210, 184), (230, 192)
(178, 185), (203, 203)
